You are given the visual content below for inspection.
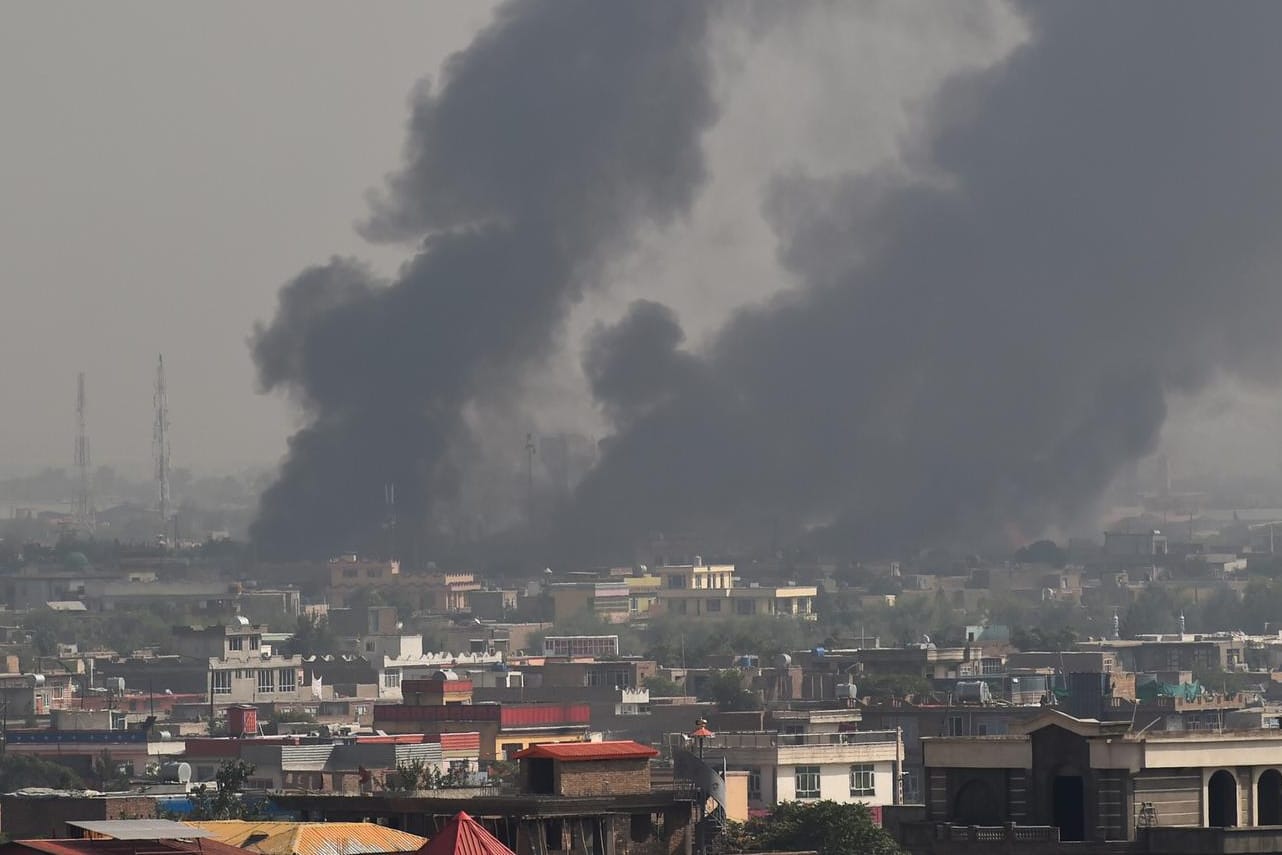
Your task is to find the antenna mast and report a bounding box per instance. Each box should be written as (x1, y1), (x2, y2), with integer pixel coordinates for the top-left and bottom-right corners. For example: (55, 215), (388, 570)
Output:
(74, 372), (93, 532)
(153, 355), (171, 527)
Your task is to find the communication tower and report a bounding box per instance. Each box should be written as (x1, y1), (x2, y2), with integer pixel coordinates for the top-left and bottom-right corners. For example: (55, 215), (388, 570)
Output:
(74, 372), (93, 532)
(153, 355), (171, 525)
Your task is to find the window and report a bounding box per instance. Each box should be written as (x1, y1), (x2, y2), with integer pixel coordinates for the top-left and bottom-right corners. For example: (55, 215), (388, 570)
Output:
(735, 600), (754, 615)
(249, 635), (261, 650)
(667, 574), (686, 589)
(366, 641), (376, 652)
(947, 714), (964, 736)
(795, 766), (821, 800)
(229, 636), (244, 651)
(213, 671), (232, 695)
(586, 670), (603, 688)
(747, 768), (762, 801)
(903, 769), (921, 803)
(258, 669), (275, 694)
(850, 764), (876, 797)
(279, 668), (297, 693)
(384, 669), (401, 689)
(706, 599), (721, 612)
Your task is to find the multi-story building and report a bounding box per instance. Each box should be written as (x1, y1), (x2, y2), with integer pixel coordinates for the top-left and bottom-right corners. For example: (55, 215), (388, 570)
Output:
(904, 707), (1282, 854)
(654, 561), (817, 620)
(374, 677), (590, 759)
(695, 707), (904, 811)
(172, 620), (311, 707)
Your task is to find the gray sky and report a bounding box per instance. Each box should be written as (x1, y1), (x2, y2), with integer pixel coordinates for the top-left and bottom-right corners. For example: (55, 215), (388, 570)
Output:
(0, 1), (492, 472)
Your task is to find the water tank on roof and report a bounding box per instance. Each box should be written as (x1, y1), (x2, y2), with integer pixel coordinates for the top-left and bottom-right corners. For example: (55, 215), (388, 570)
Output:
(159, 762), (191, 784)
(774, 653), (792, 668)
(235, 615), (251, 626)
(433, 669), (460, 681)
(812, 647), (827, 658)
(955, 681), (992, 704)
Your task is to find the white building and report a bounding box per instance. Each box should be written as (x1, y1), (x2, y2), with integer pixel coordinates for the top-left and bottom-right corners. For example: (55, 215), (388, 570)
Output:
(696, 709), (903, 810)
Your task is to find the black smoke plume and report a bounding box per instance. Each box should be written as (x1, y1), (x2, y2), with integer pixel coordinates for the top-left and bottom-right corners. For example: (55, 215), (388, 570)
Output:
(572, 2), (1282, 557)
(251, 1), (717, 559)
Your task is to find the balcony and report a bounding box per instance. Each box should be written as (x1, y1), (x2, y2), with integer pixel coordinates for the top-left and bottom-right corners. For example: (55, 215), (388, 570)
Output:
(700, 729), (900, 765)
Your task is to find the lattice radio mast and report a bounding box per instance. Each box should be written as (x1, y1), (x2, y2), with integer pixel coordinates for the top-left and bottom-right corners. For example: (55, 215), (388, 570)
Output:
(153, 355), (171, 525)
(74, 372), (93, 532)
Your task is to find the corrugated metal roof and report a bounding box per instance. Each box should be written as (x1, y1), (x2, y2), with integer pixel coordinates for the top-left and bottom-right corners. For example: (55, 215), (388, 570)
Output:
(185, 822), (427, 855)
(68, 821), (213, 840)
(416, 813), (513, 855)
(512, 740), (658, 761)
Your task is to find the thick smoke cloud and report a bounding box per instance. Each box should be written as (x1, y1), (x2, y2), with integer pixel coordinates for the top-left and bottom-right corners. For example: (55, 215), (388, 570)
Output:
(572, 2), (1282, 556)
(250, 1), (716, 558)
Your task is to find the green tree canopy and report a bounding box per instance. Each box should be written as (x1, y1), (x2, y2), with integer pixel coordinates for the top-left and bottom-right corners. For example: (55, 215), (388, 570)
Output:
(734, 800), (904, 855)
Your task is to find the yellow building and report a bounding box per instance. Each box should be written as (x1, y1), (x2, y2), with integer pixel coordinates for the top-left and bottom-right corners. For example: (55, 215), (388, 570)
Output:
(654, 561), (817, 620)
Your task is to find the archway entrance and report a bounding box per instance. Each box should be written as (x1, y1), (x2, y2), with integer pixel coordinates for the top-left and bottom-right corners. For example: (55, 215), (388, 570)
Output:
(1209, 770), (1238, 827)
(953, 780), (1000, 825)
(1052, 775), (1086, 842)
(1259, 769), (1282, 825)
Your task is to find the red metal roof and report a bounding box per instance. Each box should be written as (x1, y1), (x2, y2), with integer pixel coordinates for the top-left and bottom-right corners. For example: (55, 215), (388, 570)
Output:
(0, 839), (253, 855)
(416, 813), (513, 855)
(512, 740), (658, 761)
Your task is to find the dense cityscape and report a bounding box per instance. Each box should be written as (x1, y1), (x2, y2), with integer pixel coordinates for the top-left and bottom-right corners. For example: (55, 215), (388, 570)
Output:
(6, 3), (1282, 855)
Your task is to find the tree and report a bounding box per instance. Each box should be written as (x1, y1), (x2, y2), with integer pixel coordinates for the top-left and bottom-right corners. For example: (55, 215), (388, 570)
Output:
(0, 754), (83, 792)
(92, 750), (131, 790)
(736, 800), (903, 855)
(285, 614), (336, 657)
(705, 670), (761, 712)
(187, 760), (262, 820)
(643, 675), (684, 697)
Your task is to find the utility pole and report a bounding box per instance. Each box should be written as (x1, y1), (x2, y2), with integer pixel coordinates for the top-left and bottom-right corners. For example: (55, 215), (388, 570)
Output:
(153, 355), (171, 532)
(74, 372), (93, 533)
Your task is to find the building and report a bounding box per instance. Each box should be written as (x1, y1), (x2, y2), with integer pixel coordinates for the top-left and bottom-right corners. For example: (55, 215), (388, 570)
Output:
(911, 707), (1282, 851)
(515, 741), (659, 797)
(182, 731), (481, 791)
(0, 792), (159, 839)
(373, 678), (590, 760)
(1105, 530), (1168, 558)
(172, 622), (310, 707)
(3, 727), (185, 779)
(654, 562), (817, 620)
(695, 708), (904, 811)
(274, 782), (698, 855)
(542, 636), (619, 659)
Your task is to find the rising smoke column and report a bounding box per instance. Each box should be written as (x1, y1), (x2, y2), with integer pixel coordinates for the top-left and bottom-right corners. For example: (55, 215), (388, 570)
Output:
(573, 2), (1282, 557)
(251, 1), (717, 559)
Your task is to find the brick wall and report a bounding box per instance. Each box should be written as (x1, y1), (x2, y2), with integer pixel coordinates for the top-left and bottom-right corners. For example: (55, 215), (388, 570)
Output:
(0, 795), (157, 839)
(555, 759), (651, 797)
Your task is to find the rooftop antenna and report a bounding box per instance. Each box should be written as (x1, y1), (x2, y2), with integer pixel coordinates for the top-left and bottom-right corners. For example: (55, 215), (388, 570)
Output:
(153, 355), (171, 528)
(384, 482), (397, 561)
(74, 372), (94, 533)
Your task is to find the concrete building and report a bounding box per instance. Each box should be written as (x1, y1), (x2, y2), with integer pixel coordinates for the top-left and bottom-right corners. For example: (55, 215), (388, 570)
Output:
(654, 562), (817, 620)
(1105, 530), (1169, 558)
(695, 708), (903, 811)
(911, 708), (1282, 851)
(373, 678), (590, 760)
(172, 621), (311, 707)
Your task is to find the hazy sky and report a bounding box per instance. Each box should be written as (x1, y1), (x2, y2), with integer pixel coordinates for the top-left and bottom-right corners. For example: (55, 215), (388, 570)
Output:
(0, 2), (493, 472)
(3, 1), (1277, 488)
